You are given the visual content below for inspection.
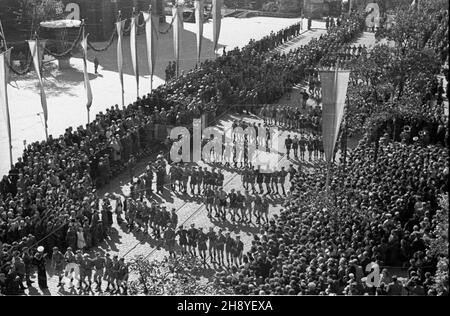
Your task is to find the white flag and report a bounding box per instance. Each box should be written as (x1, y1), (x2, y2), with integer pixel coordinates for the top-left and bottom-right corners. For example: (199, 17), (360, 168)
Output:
(143, 11), (158, 91)
(130, 16), (139, 98)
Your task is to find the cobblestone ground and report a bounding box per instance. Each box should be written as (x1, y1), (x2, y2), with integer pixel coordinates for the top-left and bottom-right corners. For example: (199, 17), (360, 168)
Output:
(21, 24), (376, 296)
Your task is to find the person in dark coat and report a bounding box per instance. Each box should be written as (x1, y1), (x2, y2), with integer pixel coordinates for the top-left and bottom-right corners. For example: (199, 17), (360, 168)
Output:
(33, 247), (48, 289)
(65, 226), (77, 250)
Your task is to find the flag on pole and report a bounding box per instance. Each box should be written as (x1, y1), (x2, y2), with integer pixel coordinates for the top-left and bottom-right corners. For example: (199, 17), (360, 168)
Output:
(130, 15), (139, 98)
(319, 69), (350, 164)
(194, 0), (204, 64)
(81, 35), (93, 115)
(28, 39), (48, 138)
(212, 0), (222, 52)
(143, 10), (158, 91)
(0, 19), (7, 51)
(172, 5), (184, 77)
(0, 49), (13, 167)
(116, 20), (126, 106)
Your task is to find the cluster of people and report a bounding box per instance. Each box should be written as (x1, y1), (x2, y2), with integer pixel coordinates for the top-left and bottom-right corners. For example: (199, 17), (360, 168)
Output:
(260, 104), (322, 134)
(218, 131), (448, 295)
(0, 244), (130, 295)
(165, 61), (178, 81)
(255, 21), (303, 53)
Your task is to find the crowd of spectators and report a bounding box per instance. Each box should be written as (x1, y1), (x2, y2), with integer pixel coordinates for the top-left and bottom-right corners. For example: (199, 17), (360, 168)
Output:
(219, 133), (448, 295)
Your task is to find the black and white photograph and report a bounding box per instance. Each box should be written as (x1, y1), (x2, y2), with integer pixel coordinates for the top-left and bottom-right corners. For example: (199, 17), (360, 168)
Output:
(0, 0), (448, 303)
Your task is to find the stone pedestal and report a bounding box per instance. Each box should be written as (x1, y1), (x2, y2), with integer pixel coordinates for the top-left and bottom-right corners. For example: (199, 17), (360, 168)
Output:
(58, 57), (71, 70)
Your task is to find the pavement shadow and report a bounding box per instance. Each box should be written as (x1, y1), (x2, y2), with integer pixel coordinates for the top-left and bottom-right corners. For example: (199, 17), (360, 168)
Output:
(86, 22), (224, 82)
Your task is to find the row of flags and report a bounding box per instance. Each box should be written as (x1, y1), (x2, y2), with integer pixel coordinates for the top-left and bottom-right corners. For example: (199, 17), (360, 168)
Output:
(116, 1), (222, 103)
(0, 2), (224, 168)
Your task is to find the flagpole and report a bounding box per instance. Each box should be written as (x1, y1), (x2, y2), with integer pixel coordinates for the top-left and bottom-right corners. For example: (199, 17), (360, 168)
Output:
(0, 19), (8, 50)
(82, 20), (90, 124)
(132, 7), (139, 99)
(36, 33), (49, 141)
(326, 63), (339, 194)
(0, 49), (13, 168)
(149, 5), (153, 92)
(117, 10), (124, 107)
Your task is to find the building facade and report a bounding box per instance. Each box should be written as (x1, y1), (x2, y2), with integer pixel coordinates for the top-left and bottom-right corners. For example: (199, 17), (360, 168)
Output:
(0, 0), (165, 43)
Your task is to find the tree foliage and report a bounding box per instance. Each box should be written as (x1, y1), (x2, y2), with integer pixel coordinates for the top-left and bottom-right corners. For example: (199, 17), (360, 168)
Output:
(128, 255), (233, 295)
(428, 195), (449, 296)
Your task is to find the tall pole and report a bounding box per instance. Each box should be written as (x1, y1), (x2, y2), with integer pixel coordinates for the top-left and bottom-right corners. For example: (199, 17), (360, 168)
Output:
(82, 20), (90, 124)
(348, 0), (352, 15)
(0, 49), (13, 168)
(149, 5), (153, 92)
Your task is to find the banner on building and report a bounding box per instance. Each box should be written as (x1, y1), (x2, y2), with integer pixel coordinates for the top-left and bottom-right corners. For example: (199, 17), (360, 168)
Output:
(319, 69), (350, 163)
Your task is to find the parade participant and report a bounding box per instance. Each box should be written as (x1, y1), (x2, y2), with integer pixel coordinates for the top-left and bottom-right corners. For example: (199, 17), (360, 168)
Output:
(285, 134), (293, 159)
(81, 253), (94, 291)
(264, 171), (272, 194)
(260, 195), (270, 225)
(33, 246), (47, 289)
(218, 188), (228, 221)
(11, 251), (26, 291)
(187, 223), (198, 257)
(278, 166), (288, 196)
(117, 258), (129, 295)
(197, 167), (204, 195)
(228, 189), (238, 223)
(236, 190), (246, 223)
(104, 253), (114, 292)
(168, 163), (177, 192)
(242, 166), (248, 190)
(181, 164), (189, 194)
(141, 201), (150, 235)
(110, 255), (120, 294)
(307, 136), (314, 161)
(203, 167), (211, 191)
(216, 229), (226, 266)
(125, 198), (136, 232)
(170, 208), (178, 230)
(225, 232), (235, 267)
(164, 223), (176, 258)
(93, 252), (105, 292)
(256, 166), (264, 194)
(271, 169), (279, 194)
(235, 236), (244, 266)
(176, 225), (188, 256)
(217, 169), (225, 188)
(292, 135), (299, 159)
(205, 185), (215, 218)
(21, 247), (33, 287)
(144, 165), (154, 197)
(207, 227), (217, 264)
(197, 228), (208, 264)
(115, 196), (124, 225)
(248, 166), (256, 193)
(156, 164), (166, 195)
(51, 246), (65, 287)
(190, 167), (198, 195)
(243, 190), (254, 223)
